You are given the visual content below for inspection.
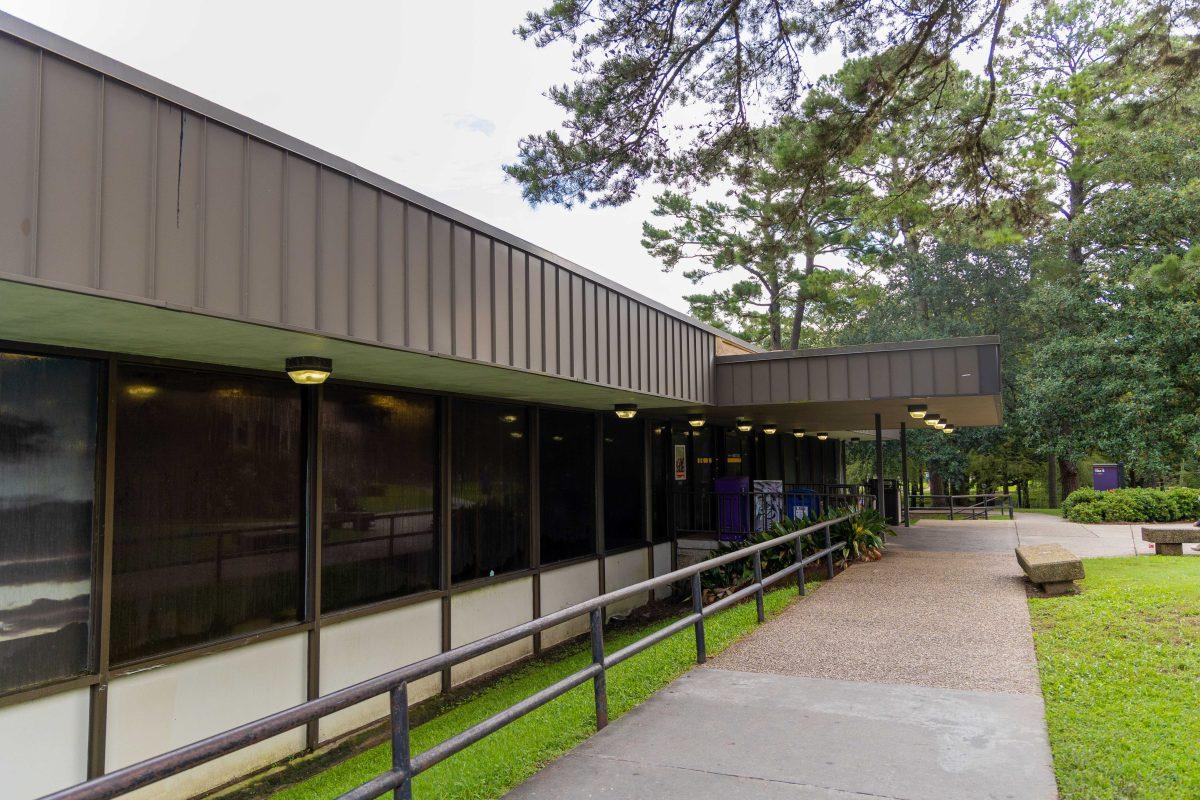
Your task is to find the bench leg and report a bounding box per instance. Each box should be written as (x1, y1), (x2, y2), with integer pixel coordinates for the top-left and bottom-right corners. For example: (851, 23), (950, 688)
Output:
(1155, 543), (1183, 556)
(1039, 580), (1077, 596)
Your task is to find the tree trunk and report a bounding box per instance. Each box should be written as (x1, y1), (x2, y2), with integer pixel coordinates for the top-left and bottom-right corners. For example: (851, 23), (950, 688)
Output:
(788, 244), (817, 350)
(1058, 457), (1079, 497)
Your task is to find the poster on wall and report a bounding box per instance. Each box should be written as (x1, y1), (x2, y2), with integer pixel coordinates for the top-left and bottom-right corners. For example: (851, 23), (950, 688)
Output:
(674, 444), (687, 480)
(752, 479), (783, 531)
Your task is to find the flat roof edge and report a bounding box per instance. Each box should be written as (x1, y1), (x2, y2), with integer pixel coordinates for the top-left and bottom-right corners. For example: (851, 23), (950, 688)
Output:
(0, 11), (761, 354)
(714, 335), (1000, 364)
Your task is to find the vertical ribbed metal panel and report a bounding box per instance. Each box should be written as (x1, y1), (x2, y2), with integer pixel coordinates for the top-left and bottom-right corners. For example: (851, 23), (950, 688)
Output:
(378, 194), (406, 345)
(348, 182), (378, 338)
(282, 155), (317, 328)
(247, 140), (285, 323)
(99, 80), (154, 297)
(827, 356), (849, 400)
(888, 350), (912, 397)
(542, 260), (558, 374)
(429, 215), (452, 353)
(847, 354), (869, 399)
(452, 223), (473, 357)
(808, 359), (828, 401)
(954, 346), (980, 394)
(596, 287), (609, 384)
(473, 232), (492, 362)
(556, 266), (570, 375)
(37, 55), (99, 287)
(493, 243), (511, 365)
(0, 29), (734, 403)
(583, 281), (596, 381)
(932, 348), (956, 394)
(978, 344), (1000, 394)
(527, 254), (543, 372)
(404, 204), (429, 350)
(0, 36), (39, 275)
(571, 275), (584, 379)
(510, 249), (528, 369)
(911, 349), (934, 395)
(203, 124), (246, 316)
(867, 352), (889, 398)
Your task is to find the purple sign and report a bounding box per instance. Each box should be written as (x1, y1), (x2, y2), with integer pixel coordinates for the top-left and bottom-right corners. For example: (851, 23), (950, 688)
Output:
(1091, 464), (1123, 492)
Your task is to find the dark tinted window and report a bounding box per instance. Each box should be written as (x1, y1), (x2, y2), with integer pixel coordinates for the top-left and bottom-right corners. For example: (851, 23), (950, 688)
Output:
(111, 366), (303, 663)
(322, 386), (437, 613)
(0, 352), (99, 693)
(602, 416), (644, 551)
(723, 430), (751, 477)
(539, 410), (595, 563)
(451, 400), (529, 582)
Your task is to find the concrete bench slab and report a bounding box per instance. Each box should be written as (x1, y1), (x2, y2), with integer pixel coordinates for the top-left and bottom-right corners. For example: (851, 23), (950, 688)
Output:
(1141, 526), (1200, 555)
(1015, 544), (1084, 595)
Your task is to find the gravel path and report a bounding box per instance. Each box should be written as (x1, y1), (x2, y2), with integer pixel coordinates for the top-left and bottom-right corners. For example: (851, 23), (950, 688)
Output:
(709, 543), (1042, 694)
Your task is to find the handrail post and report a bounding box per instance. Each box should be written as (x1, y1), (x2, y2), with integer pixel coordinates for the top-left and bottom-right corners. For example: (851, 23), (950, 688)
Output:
(589, 608), (608, 730)
(794, 533), (806, 596)
(690, 573), (706, 664)
(390, 682), (412, 800)
(752, 551), (765, 623)
(823, 522), (835, 579)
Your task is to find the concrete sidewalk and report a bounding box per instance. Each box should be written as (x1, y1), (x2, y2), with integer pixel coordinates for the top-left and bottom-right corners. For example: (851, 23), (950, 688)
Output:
(505, 523), (1061, 800)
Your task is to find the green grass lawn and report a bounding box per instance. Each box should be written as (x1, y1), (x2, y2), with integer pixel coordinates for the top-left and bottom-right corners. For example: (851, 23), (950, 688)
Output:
(268, 581), (813, 799)
(1028, 557), (1200, 800)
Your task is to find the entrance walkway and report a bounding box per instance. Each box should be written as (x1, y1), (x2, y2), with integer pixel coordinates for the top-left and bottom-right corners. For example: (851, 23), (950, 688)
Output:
(506, 521), (1059, 800)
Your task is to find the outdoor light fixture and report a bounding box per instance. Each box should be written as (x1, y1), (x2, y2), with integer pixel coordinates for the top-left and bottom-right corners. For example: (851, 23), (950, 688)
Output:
(943, 423), (956, 434)
(687, 413), (706, 428)
(923, 413), (941, 427)
(907, 404), (928, 419)
(816, 432), (829, 441)
(792, 428), (805, 438)
(614, 403), (638, 420)
(762, 423), (778, 435)
(285, 356), (332, 385)
(935, 419), (948, 430)
(736, 419), (753, 433)
(850, 437), (860, 443)
(500, 413), (519, 423)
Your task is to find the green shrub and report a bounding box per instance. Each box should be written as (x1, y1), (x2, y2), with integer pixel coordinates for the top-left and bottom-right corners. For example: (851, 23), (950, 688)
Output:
(1063, 486), (1200, 523)
(1061, 487), (1099, 516)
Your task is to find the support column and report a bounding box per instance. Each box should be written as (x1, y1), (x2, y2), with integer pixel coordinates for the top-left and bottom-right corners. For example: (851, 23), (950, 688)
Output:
(900, 422), (910, 527)
(303, 384), (324, 750)
(874, 413), (884, 518)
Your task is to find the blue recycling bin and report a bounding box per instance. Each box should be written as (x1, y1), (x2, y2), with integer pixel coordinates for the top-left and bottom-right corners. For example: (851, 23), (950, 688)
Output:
(786, 487), (819, 522)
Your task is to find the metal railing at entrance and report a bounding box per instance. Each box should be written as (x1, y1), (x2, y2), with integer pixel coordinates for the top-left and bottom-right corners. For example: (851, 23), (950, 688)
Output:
(670, 488), (876, 540)
(39, 508), (868, 800)
(906, 492), (1014, 520)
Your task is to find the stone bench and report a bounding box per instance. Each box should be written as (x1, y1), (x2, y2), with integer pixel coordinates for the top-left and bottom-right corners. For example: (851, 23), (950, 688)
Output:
(1015, 544), (1084, 596)
(1141, 527), (1200, 556)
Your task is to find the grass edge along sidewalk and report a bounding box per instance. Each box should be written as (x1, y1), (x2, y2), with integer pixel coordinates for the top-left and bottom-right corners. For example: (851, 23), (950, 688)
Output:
(257, 581), (819, 799)
(1029, 556), (1200, 800)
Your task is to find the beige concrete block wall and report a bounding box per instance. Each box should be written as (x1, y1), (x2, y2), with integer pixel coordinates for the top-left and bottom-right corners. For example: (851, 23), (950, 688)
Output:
(318, 599), (443, 742)
(105, 633), (308, 800)
(0, 686), (90, 799)
(539, 560), (601, 648)
(450, 577), (534, 685)
(653, 542), (673, 599)
(604, 549), (650, 619)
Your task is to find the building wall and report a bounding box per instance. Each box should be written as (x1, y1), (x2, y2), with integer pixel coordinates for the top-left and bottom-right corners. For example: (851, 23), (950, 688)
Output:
(450, 577), (535, 686)
(0, 27), (718, 404)
(539, 560), (601, 649)
(604, 549), (650, 620)
(0, 688), (90, 799)
(105, 634), (308, 800)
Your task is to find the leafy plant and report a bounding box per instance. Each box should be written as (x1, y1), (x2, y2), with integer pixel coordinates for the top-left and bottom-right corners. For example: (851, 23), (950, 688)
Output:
(1062, 486), (1200, 523)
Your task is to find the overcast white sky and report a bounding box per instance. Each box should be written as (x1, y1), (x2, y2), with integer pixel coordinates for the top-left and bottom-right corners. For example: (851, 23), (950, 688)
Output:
(0, 0), (769, 312)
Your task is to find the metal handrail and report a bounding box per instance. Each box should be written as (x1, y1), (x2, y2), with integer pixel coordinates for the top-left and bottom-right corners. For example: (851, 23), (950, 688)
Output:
(906, 492), (1013, 520)
(39, 506), (869, 800)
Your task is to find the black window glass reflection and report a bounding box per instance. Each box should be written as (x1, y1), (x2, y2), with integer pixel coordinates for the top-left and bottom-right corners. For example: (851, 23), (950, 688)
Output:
(539, 410), (595, 564)
(322, 386), (437, 612)
(650, 424), (671, 543)
(603, 416), (644, 551)
(451, 400), (529, 582)
(0, 353), (99, 694)
(111, 366), (303, 664)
